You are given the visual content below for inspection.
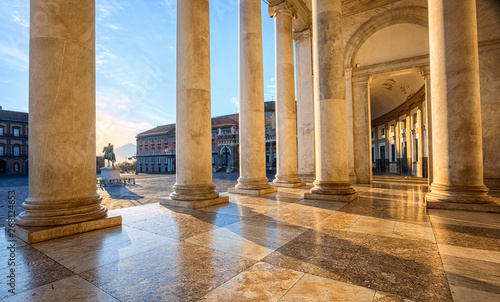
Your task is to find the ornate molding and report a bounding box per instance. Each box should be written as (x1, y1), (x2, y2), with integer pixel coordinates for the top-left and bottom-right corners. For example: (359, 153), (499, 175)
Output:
(268, 1), (297, 19)
(293, 27), (311, 42)
(352, 75), (372, 85)
(420, 65), (430, 78)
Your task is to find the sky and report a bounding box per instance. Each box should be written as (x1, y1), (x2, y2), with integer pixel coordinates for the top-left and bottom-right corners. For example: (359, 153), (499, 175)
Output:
(0, 0), (277, 154)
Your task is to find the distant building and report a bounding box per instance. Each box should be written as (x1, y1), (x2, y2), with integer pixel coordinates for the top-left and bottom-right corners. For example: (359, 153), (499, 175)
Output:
(136, 101), (277, 174)
(0, 106), (29, 176)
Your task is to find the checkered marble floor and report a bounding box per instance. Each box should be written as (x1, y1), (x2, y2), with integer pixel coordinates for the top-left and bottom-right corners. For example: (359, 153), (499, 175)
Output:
(1, 175), (499, 301)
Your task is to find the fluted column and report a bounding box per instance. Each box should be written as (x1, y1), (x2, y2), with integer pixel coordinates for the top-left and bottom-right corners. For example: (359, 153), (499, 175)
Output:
(294, 28), (315, 183)
(426, 0), (497, 212)
(15, 0), (121, 239)
(352, 76), (372, 184)
(305, 0), (357, 202)
(162, 0), (228, 208)
(269, 2), (305, 188)
(229, 0), (276, 196)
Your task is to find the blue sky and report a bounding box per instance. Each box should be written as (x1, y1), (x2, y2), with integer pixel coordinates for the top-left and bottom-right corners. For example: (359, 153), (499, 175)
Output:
(0, 0), (277, 153)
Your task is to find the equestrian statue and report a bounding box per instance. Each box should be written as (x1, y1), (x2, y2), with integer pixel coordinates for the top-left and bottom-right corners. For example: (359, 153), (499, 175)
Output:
(102, 143), (116, 168)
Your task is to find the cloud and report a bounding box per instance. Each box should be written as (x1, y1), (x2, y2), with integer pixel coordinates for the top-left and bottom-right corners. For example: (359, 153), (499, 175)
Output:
(107, 24), (120, 30)
(0, 42), (29, 71)
(95, 44), (117, 71)
(231, 97), (239, 112)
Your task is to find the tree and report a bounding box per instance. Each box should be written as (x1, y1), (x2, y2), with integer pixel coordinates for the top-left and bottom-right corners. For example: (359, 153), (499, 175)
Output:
(117, 161), (136, 172)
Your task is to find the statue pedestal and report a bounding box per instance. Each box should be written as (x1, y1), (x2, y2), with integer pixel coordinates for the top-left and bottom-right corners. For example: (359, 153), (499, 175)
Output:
(101, 167), (121, 186)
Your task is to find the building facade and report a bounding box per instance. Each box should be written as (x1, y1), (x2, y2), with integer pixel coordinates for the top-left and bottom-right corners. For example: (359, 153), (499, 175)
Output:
(371, 87), (428, 177)
(0, 106), (28, 176)
(136, 102), (278, 174)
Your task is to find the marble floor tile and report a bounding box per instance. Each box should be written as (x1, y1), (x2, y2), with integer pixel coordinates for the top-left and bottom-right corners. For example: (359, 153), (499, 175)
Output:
(428, 210), (500, 229)
(256, 204), (334, 227)
(0, 242), (74, 299)
(440, 254), (500, 294)
(3, 275), (119, 302)
(223, 217), (307, 249)
(33, 226), (176, 273)
(199, 262), (304, 301)
(196, 201), (273, 218)
(81, 242), (256, 302)
(393, 221), (435, 242)
(185, 228), (278, 260)
(317, 212), (361, 230)
(342, 234), (451, 301)
(432, 223), (500, 252)
(348, 216), (397, 237)
(438, 244), (500, 264)
(261, 237), (356, 280)
(373, 291), (415, 302)
(125, 213), (229, 240)
(449, 285), (500, 302)
(279, 274), (376, 302)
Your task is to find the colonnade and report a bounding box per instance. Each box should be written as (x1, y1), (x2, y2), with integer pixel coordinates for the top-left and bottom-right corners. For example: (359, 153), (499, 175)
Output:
(16, 0), (498, 243)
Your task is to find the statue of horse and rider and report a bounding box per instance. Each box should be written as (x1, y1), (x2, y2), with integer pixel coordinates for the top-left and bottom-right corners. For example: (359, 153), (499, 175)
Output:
(102, 143), (116, 168)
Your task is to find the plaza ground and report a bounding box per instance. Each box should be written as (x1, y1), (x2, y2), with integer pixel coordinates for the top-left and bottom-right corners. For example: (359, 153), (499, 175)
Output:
(0, 174), (499, 301)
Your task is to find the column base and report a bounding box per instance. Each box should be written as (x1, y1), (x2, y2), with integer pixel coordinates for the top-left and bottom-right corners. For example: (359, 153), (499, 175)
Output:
(228, 187), (278, 196)
(304, 192), (358, 202)
(299, 173), (316, 184)
(425, 183), (500, 213)
(160, 196), (229, 209)
(271, 181), (306, 188)
(6, 215), (122, 244)
(425, 200), (500, 213)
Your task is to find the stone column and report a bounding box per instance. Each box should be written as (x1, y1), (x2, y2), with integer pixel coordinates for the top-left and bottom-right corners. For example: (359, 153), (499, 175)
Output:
(345, 68), (356, 184)
(15, 0), (121, 242)
(294, 28), (315, 183)
(426, 0), (497, 212)
(162, 0), (228, 209)
(269, 2), (305, 188)
(305, 0), (357, 202)
(416, 106), (424, 177)
(229, 0), (276, 196)
(352, 76), (372, 184)
(421, 66), (433, 184)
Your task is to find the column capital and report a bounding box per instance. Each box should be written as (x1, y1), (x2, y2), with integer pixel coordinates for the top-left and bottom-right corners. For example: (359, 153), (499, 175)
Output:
(420, 65), (431, 78)
(269, 1), (297, 19)
(293, 27), (311, 42)
(352, 75), (372, 85)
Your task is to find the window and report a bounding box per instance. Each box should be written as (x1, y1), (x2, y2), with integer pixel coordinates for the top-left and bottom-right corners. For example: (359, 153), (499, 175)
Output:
(372, 146), (375, 162)
(414, 138), (419, 162)
(150, 158), (154, 164)
(13, 145), (20, 156)
(391, 144), (396, 162)
(0, 127), (3, 136)
(157, 158), (161, 164)
(381, 128), (385, 136)
(13, 128), (20, 137)
(0, 145), (4, 156)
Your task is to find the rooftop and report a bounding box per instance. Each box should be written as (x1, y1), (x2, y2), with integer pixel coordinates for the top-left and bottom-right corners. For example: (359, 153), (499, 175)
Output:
(0, 107), (28, 122)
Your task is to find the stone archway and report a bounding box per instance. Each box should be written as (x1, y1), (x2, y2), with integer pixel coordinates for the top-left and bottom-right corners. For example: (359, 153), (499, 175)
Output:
(344, 6), (428, 68)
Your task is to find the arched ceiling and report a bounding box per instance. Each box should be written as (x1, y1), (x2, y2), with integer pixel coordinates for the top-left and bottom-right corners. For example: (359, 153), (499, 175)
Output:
(354, 23), (429, 119)
(355, 23), (429, 67)
(370, 73), (424, 119)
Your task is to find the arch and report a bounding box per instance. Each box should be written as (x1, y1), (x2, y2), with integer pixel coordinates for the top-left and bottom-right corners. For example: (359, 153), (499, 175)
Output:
(11, 160), (22, 174)
(219, 146), (231, 155)
(344, 6), (428, 68)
